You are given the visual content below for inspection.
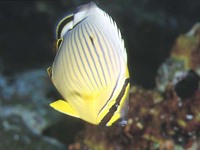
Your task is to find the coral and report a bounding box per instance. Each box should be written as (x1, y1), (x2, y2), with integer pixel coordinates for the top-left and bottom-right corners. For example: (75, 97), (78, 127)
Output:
(171, 22), (200, 70)
(68, 86), (200, 150)
(156, 23), (200, 94)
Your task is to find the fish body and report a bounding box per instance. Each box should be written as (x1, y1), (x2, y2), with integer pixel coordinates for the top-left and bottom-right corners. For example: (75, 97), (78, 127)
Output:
(48, 2), (130, 126)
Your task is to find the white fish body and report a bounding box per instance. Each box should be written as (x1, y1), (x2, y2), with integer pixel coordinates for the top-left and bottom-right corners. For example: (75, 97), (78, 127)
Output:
(48, 2), (130, 126)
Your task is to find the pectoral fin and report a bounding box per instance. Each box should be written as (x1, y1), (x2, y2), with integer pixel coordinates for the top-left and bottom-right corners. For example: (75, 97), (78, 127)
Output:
(47, 66), (52, 78)
(50, 100), (80, 118)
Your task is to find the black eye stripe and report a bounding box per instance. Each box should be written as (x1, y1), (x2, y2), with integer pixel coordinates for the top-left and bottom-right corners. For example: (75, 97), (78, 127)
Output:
(57, 14), (74, 39)
(99, 78), (130, 126)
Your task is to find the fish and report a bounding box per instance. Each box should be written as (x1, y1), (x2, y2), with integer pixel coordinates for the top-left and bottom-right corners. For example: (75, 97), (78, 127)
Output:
(47, 2), (130, 126)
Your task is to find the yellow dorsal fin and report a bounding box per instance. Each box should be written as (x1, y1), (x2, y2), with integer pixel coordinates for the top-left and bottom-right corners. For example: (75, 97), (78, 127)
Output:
(50, 100), (80, 118)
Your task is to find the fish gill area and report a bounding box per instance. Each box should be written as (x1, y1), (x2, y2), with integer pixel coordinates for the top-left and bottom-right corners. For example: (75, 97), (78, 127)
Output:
(0, 0), (200, 150)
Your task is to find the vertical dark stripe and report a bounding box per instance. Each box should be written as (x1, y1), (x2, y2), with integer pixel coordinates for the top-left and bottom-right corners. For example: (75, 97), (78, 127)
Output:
(53, 40), (71, 96)
(81, 22), (104, 87)
(90, 20), (119, 77)
(66, 32), (83, 90)
(93, 18), (123, 71)
(61, 41), (70, 86)
(87, 21), (113, 80)
(79, 23), (100, 89)
(70, 28), (90, 90)
(86, 22), (109, 85)
(84, 22), (107, 86)
(73, 26), (93, 90)
(60, 33), (82, 93)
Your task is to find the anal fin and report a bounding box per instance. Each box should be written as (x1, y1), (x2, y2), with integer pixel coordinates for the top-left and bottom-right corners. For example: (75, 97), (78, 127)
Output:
(50, 100), (80, 118)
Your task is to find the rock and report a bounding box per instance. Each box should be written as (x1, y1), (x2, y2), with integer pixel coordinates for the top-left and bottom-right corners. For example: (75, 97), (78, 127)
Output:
(0, 117), (66, 150)
(0, 68), (67, 149)
(0, 68), (56, 102)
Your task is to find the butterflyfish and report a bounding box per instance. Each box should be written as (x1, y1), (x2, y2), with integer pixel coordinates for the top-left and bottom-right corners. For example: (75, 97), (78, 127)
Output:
(47, 2), (130, 126)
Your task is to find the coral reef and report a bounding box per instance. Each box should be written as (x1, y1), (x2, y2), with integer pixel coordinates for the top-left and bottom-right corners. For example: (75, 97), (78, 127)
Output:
(68, 87), (200, 150)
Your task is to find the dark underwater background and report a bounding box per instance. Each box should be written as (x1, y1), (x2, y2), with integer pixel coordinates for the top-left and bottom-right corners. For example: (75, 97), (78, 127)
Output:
(0, 0), (200, 149)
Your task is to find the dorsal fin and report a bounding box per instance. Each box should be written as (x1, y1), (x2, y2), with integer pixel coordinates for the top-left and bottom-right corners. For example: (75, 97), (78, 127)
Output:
(73, 2), (97, 27)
